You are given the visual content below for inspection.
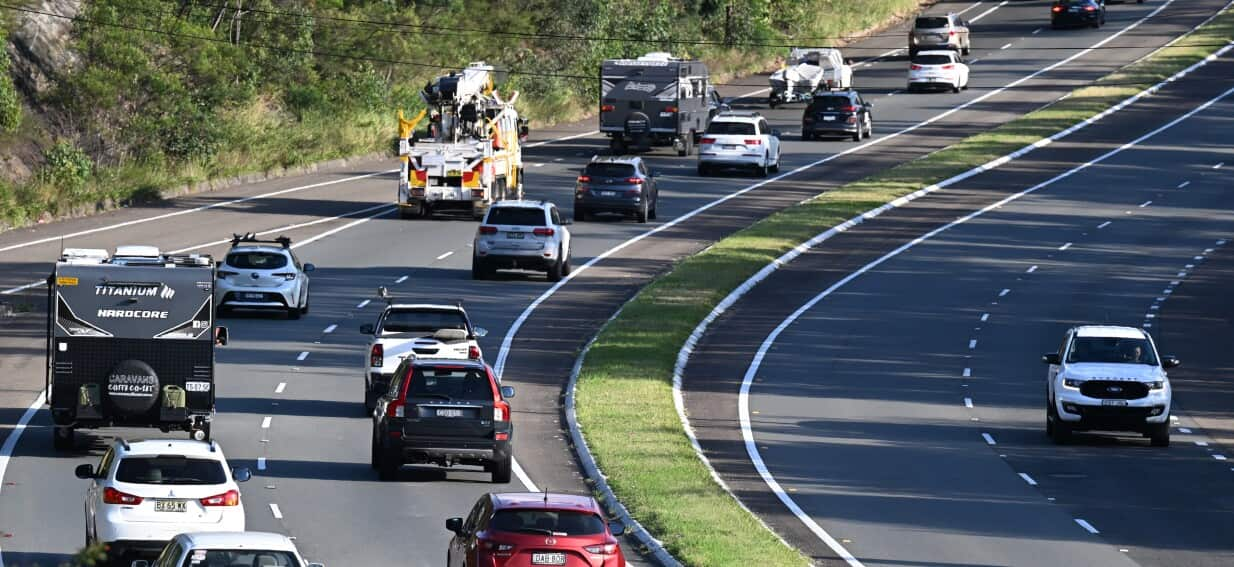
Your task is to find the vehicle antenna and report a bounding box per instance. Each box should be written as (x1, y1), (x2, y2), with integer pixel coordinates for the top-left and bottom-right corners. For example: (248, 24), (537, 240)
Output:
(544, 486), (549, 505)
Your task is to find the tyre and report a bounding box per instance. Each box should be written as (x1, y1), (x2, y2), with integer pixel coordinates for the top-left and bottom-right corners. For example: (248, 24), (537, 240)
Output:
(636, 203), (648, 223)
(286, 303), (301, 320)
(758, 156), (770, 177)
(364, 386), (378, 414)
(547, 248), (565, 282)
(909, 48), (918, 58)
(1149, 423), (1170, 447)
(610, 137), (626, 155)
(491, 455), (513, 483)
(865, 118), (874, 139)
(768, 97), (779, 109)
(770, 152), (780, 173)
(299, 291), (309, 316)
(471, 256), (491, 280)
(562, 255), (572, 277)
(573, 207), (585, 222)
(649, 197), (658, 220)
(1045, 396), (1056, 437)
(377, 446), (400, 481)
(677, 133), (693, 157)
(370, 436), (381, 469)
(952, 83), (961, 94)
(1049, 418), (1071, 445)
(801, 132), (812, 142)
(53, 425), (74, 451)
(852, 129), (861, 141)
(697, 163), (709, 177)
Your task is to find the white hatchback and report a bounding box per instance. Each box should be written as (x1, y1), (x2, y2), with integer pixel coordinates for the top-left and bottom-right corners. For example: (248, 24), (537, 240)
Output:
(907, 50), (970, 93)
(139, 531), (323, 567)
(76, 439), (251, 560)
(697, 112), (782, 177)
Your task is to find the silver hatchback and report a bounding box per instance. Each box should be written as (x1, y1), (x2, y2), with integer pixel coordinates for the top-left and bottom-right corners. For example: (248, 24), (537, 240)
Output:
(215, 235), (313, 319)
(472, 201), (573, 282)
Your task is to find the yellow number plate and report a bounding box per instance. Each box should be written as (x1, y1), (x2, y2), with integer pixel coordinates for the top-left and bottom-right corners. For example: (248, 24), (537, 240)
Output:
(56, 276), (79, 286)
(446, 169), (463, 177)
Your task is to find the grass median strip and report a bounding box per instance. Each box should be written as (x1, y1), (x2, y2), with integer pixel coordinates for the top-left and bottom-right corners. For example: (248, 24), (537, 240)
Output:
(575, 6), (1234, 566)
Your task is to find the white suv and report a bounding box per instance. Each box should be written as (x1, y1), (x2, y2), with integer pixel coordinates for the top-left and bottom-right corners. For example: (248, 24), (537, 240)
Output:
(140, 531), (323, 567)
(76, 439), (251, 560)
(697, 112), (782, 177)
(908, 51), (970, 93)
(1043, 325), (1178, 446)
(215, 234), (314, 319)
(473, 200), (573, 282)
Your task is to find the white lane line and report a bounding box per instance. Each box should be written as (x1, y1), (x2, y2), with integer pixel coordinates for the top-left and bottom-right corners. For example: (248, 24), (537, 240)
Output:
(969, 0), (1009, 23)
(1216, 455), (1228, 461)
(512, 459), (539, 493)
(1018, 473), (1038, 486)
(1215, 162), (1226, 169)
(1196, 441), (1209, 447)
(981, 313), (989, 322)
(357, 299), (371, 309)
(275, 382), (286, 394)
(956, 1), (985, 16)
(860, 47), (906, 67)
(969, 58), (982, 65)
(1163, 288), (1173, 294)
(1179, 427), (1192, 433)
(269, 503), (284, 520)
(1143, 323), (1152, 328)
(1059, 242), (1073, 251)
(963, 368), (972, 377)
(1027, 265), (1038, 273)
(1219, 240), (1228, 245)
(969, 339), (978, 349)
(1075, 519), (1100, 534)
(436, 251), (455, 261)
(1098, 221), (1112, 229)
(524, 130), (601, 148)
(261, 416), (273, 429)
(1001, 43), (1013, 50)
(1033, 28), (1043, 35)
(1177, 271), (1187, 277)
(323, 324), (337, 334)
(982, 433), (997, 445)
(296, 351), (309, 361)
(1178, 181), (1191, 188)
(999, 288), (1011, 297)
(257, 457), (267, 471)
(553, 158), (564, 162)
(1145, 313), (1156, 319)
(533, 163), (545, 167)
(0, 392), (47, 505)
(964, 397), (974, 408)
(395, 275), (409, 284)
(1140, 200), (1153, 207)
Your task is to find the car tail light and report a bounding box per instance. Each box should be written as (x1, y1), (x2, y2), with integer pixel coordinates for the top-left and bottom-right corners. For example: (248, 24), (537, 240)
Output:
(494, 399), (510, 422)
(389, 399), (405, 418)
(942, 65), (955, 70)
(626, 177), (644, 184)
(533, 227), (555, 237)
(700, 137), (716, 144)
(217, 270), (238, 278)
(1084, 5), (1096, 10)
(370, 344), (383, 367)
(664, 106), (678, 113)
(910, 64), (922, 70)
(949, 30), (956, 36)
(272, 272), (296, 281)
(743, 139), (762, 145)
(577, 175), (591, 183)
(103, 487), (143, 505)
(469, 345), (481, 359)
(479, 225), (498, 234)
(840, 106), (856, 112)
(1052, 5), (1063, 12)
(601, 104), (615, 112)
(846, 116), (857, 124)
(584, 542), (620, 555)
(199, 489), (240, 507)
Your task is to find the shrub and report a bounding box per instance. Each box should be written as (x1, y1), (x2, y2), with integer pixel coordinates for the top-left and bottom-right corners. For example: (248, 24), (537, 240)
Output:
(39, 141), (94, 197)
(0, 48), (20, 133)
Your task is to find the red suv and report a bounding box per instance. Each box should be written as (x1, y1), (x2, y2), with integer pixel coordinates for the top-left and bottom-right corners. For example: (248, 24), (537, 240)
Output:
(446, 492), (627, 567)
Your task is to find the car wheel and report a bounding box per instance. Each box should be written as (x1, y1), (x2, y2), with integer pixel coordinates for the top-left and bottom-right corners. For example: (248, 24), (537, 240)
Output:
(851, 128), (861, 141)
(286, 304), (301, 320)
(768, 97), (778, 109)
(865, 117), (874, 138)
(370, 435), (381, 469)
(1045, 395), (1056, 437)
(1049, 413), (1071, 445)
(697, 163), (709, 177)
(53, 425), (74, 451)
(952, 82), (961, 94)
(677, 133), (693, 157)
(377, 446), (400, 481)
(471, 256), (491, 280)
(299, 291), (309, 315)
(1149, 423), (1171, 447)
(649, 198), (658, 220)
(636, 203), (648, 223)
(491, 455), (513, 483)
(758, 156), (770, 177)
(547, 248), (565, 282)
(364, 386), (378, 414)
(770, 151), (780, 173)
(801, 132), (812, 142)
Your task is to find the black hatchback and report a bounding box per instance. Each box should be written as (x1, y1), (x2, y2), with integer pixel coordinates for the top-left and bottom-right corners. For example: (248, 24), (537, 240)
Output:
(802, 90), (874, 142)
(371, 359), (515, 483)
(1051, 0), (1105, 28)
(574, 156), (659, 223)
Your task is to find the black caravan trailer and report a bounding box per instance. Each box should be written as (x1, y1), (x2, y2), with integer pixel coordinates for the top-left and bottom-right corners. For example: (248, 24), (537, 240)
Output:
(600, 52), (718, 156)
(45, 245), (227, 449)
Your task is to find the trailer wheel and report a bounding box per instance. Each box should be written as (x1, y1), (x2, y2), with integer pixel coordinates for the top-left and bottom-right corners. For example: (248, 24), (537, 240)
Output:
(53, 425), (74, 451)
(677, 133), (694, 157)
(769, 97), (779, 109)
(610, 137), (627, 155)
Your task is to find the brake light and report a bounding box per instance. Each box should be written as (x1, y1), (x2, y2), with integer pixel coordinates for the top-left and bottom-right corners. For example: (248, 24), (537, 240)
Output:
(494, 399), (510, 422)
(664, 106), (678, 113)
(1052, 5), (1063, 12)
(388, 399), (404, 418)
(744, 139), (762, 145)
(370, 343), (383, 367)
(601, 104), (615, 112)
(942, 65), (955, 70)
(577, 175), (591, 183)
(840, 106), (856, 112)
(199, 489), (240, 507)
(584, 542), (620, 555)
(103, 487), (143, 505)
(949, 30), (956, 36)
(910, 64), (922, 70)
(479, 225), (498, 234)
(533, 227), (555, 237)
(626, 177), (644, 184)
(700, 137), (716, 144)
(1084, 4), (1096, 10)
(469, 345), (481, 359)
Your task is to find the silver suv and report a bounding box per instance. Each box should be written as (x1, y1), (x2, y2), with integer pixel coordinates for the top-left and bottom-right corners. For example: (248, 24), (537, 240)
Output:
(472, 200), (573, 281)
(215, 234), (313, 319)
(909, 13), (971, 57)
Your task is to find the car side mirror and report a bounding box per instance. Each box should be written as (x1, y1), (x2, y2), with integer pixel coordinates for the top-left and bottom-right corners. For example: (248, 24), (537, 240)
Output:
(232, 467), (252, 482)
(360, 324), (375, 335)
(500, 386), (515, 399)
(866, 101), (874, 109)
(446, 517), (464, 534)
(75, 464), (95, 479)
(303, 263), (316, 273)
(474, 327), (488, 338)
(214, 260), (222, 269)
(1162, 356), (1181, 369)
(214, 326), (229, 347)
(609, 519), (626, 537)
(560, 218), (573, 226)
(131, 561), (151, 567)
(1041, 353), (1060, 365)
(771, 130), (782, 138)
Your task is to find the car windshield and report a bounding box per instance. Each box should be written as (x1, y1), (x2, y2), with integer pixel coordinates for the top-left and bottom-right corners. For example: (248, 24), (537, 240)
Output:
(916, 17), (950, 29)
(226, 252), (288, 270)
(706, 121), (756, 135)
(380, 310), (467, 334)
(810, 96), (853, 111)
(912, 55), (953, 66)
(487, 207), (546, 226)
(585, 163), (637, 177)
(1067, 337), (1158, 365)
(116, 456), (227, 485)
(408, 367), (492, 401)
(490, 509), (607, 536)
(181, 549), (300, 567)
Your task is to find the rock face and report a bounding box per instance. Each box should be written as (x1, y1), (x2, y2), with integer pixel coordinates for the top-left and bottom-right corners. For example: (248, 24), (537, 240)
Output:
(6, 0), (82, 96)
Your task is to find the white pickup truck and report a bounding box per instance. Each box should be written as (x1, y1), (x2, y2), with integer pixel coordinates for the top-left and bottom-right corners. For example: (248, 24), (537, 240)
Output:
(360, 301), (487, 412)
(769, 47), (854, 107)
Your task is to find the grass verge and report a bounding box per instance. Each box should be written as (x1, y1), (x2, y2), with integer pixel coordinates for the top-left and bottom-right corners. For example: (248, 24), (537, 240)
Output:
(575, 6), (1234, 566)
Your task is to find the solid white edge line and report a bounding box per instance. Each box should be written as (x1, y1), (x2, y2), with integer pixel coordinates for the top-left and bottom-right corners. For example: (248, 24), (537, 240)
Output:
(970, 0), (1010, 23)
(1018, 472), (1038, 486)
(1075, 518), (1100, 534)
(270, 503), (284, 520)
(511, 458), (538, 492)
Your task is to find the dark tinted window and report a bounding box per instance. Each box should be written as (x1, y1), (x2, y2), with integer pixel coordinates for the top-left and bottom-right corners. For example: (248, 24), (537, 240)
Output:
(1067, 337), (1158, 365)
(408, 367), (493, 401)
(180, 550), (299, 567)
(916, 17), (950, 28)
(116, 456), (227, 485)
(585, 163), (637, 177)
(226, 252), (288, 270)
(380, 310), (467, 333)
(490, 510), (607, 536)
(487, 207), (546, 226)
(809, 96), (853, 111)
(912, 55), (954, 65)
(706, 121), (756, 135)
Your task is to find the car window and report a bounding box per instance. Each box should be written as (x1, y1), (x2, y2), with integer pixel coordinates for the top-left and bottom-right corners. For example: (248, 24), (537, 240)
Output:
(550, 206), (561, 225)
(490, 510), (607, 536)
(154, 540), (183, 567)
(408, 367), (493, 401)
(463, 496), (487, 533)
(584, 163), (637, 177)
(380, 310), (467, 333)
(915, 16), (950, 28)
(911, 55), (954, 65)
(757, 120), (770, 134)
(97, 447), (115, 476)
(115, 456), (227, 485)
(705, 121), (756, 135)
(487, 207), (546, 226)
(181, 550), (299, 567)
(388, 362), (409, 398)
(809, 96), (853, 110)
(1066, 336), (1159, 365)
(226, 252), (288, 270)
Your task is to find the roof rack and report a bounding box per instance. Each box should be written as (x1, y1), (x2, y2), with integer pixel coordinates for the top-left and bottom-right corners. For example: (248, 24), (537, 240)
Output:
(230, 233), (292, 249)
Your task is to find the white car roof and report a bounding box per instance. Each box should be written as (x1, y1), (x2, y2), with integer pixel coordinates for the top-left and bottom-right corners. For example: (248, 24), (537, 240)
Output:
(118, 439), (225, 458)
(711, 115), (760, 124)
(176, 531), (299, 552)
(916, 50), (957, 57)
(229, 245), (289, 254)
(1074, 325), (1148, 339)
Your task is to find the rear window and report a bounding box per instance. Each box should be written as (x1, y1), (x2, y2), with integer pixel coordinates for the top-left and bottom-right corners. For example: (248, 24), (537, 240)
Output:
(226, 252), (288, 270)
(584, 163), (637, 178)
(408, 367), (493, 401)
(181, 550), (300, 567)
(809, 96), (853, 111)
(381, 310), (467, 333)
(116, 456), (227, 485)
(915, 17), (950, 29)
(486, 207), (546, 226)
(706, 121), (756, 135)
(912, 55), (953, 66)
(490, 509), (607, 536)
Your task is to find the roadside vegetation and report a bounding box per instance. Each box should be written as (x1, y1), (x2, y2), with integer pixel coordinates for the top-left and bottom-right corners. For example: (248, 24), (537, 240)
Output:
(574, 6), (1234, 566)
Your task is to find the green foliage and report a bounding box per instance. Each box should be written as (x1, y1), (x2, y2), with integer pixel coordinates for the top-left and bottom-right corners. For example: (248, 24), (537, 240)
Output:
(0, 48), (20, 133)
(39, 141), (93, 196)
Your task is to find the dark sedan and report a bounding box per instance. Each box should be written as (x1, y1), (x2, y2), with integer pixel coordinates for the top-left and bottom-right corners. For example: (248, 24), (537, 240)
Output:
(1051, 0), (1106, 28)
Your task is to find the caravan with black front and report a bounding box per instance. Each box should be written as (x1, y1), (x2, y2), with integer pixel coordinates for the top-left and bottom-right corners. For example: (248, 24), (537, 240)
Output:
(45, 245), (227, 450)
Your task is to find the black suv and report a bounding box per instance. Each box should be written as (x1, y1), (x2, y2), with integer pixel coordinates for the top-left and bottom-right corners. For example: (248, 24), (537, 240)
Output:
(371, 359), (515, 483)
(574, 156), (660, 223)
(802, 90), (873, 141)
(1051, 0), (1106, 29)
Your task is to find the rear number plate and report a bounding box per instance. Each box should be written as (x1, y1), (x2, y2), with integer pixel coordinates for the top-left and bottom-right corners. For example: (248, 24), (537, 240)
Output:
(723, 144), (739, 149)
(601, 191), (618, 197)
(822, 116), (837, 121)
(1101, 400), (1129, 407)
(436, 408), (465, 417)
(532, 553), (566, 565)
(506, 232), (525, 239)
(154, 499), (187, 512)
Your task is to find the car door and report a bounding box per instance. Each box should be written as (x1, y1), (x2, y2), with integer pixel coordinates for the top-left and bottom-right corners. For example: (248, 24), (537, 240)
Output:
(549, 205), (570, 257)
(759, 119), (779, 162)
(454, 496), (487, 566)
(86, 447), (114, 535)
(638, 161), (656, 205)
(1048, 330), (1071, 398)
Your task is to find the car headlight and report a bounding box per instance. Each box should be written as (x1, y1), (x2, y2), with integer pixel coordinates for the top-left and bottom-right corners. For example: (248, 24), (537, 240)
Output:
(1148, 381), (1165, 390)
(1063, 378), (1082, 389)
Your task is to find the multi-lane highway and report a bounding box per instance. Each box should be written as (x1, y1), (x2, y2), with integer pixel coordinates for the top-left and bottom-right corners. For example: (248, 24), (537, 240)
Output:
(683, 23), (1234, 567)
(1, 0), (1230, 565)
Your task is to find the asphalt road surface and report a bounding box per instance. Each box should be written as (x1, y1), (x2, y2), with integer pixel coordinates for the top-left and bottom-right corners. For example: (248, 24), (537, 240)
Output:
(1, 0), (1229, 565)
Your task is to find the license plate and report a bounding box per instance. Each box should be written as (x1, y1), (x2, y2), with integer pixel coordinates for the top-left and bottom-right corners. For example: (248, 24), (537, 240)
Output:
(447, 169), (462, 177)
(436, 408), (464, 418)
(155, 499), (187, 513)
(822, 116), (837, 121)
(1101, 399), (1129, 407)
(506, 232), (525, 239)
(184, 381), (211, 393)
(1070, 6), (1081, 11)
(601, 191), (618, 197)
(723, 144), (739, 150)
(532, 553), (566, 565)
(242, 293), (264, 300)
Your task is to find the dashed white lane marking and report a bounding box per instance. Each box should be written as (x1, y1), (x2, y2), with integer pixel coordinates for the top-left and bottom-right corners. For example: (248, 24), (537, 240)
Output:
(1027, 265), (1038, 273)
(1000, 43), (1013, 50)
(553, 158), (564, 162)
(1215, 162), (1226, 169)
(357, 299), (371, 309)
(1139, 200), (1153, 207)
(999, 288), (1011, 297)
(963, 368), (972, 377)
(1075, 519), (1100, 534)
(1177, 271), (1187, 277)
(956, 1), (986, 16)
(969, 58), (982, 65)
(270, 503), (284, 520)
(982, 433), (997, 445)
(436, 251), (455, 261)
(1218, 239), (1227, 245)
(257, 458), (267, 471)
(981, 313), (989, 322)
(964, 397), (974, 408)
(1145, 313), (1156, 319)
(1215, 455), (1228, 461)
(969, 339), (978, 349)
(1163, 288), (1173, 294)
(1180, 427), (1192, 433)
(1059, 242), (1073, 251)
(296, 351), (309, 361)
(1018, 473), (1038, 486)
(1196, 441), (1209, 447)
(534, 163), (545, 167)
(323, 324), (337, 334)
(970, 0), (1010, 23)
(1033, 28), (1043, 35)
(261, 416), (273, 429)
(275, 383), (286, 394)
(1178, 181), (1191, 188)
(1097, 221), (1112, 229)
(395, 275), (409, 284)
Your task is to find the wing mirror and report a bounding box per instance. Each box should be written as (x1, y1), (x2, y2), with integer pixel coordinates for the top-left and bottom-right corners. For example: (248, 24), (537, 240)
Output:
(214, 326), (229, 346)
(473, 327), (488, 338)
(360, 324), (375, 335)
(500, 386), (516, 399)
(1041, 353), (1060, 365)
(232, 467), (252, 482)
(446, 517), (464, 534)
(74, 464), (95, 479)
(303, 263), (316, 273)
(1162, 356), (1181, 369)
(771, 130), (782, 138)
